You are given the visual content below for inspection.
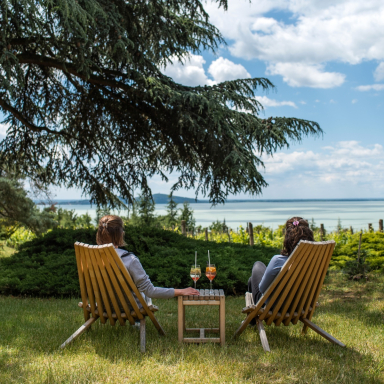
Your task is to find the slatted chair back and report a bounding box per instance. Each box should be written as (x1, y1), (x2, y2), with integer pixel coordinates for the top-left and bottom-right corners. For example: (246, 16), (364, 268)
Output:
(234, 240), (345, 351)
(61, 242), (165, 352)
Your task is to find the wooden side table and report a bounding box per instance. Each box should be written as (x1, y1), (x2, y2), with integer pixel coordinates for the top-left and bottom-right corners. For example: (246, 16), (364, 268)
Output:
(178, 289), (225, 346)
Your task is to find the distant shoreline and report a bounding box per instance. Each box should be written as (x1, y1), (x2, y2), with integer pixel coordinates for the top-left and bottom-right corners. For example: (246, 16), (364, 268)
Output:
(35, 197), (384, 205)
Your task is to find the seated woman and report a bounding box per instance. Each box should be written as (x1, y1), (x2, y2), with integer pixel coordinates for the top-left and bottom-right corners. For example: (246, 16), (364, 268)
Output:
(248, 217), (314, 306)
(96, 215), (199, 306)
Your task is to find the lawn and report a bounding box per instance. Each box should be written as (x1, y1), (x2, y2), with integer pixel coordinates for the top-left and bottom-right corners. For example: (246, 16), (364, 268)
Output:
(0, 272), (383, 384)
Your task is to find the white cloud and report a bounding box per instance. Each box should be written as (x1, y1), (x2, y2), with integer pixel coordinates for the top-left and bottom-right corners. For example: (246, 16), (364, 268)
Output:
(263, 142), (384, 185)
(356, 84), (384, 91)
(204, 0), (384, 88)
(208, 57), (251, 83)
(352, 99), (358, 103)
(266, 63), (345, 88)
(255, 96), (297, 108)
(374, 62), (384, 81)
(161, 54), (251, 86)
(161, 55), (214, 86)
(0, 123), (9, 140)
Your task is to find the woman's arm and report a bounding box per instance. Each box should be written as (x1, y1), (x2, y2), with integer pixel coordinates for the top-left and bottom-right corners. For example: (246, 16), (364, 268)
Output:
(123, 254), (199, 298)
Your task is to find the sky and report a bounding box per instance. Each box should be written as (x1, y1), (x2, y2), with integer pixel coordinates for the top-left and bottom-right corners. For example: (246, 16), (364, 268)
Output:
(3, 0), (384, 200)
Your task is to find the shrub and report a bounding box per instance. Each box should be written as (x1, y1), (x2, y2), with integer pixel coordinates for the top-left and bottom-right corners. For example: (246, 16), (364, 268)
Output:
(0, 226), (278, 297)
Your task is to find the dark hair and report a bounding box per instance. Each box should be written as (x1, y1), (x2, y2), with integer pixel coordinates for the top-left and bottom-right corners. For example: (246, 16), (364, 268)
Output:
(281, 217), (314, 256)
(96, 215), (126, 247)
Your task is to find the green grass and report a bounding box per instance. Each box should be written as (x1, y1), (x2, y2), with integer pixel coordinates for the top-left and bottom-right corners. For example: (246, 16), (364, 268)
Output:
(0, 272), (383, 384)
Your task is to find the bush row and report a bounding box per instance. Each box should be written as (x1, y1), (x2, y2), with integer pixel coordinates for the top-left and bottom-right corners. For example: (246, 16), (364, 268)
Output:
(0, 226), (278, 297)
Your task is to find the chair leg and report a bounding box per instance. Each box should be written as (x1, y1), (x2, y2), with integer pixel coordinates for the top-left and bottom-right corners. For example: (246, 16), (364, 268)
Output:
(256, 319), (271, 352)
(300, 318), (345, 347)
(234, 312), (256, 338)
(140, 318), (146, 353)
(60, 317), (97, 349)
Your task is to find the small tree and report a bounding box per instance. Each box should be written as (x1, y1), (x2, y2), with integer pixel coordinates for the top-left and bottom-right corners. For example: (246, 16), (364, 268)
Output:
(179, 202), (195, 229)
(0, 174), (55, 236)
(138, 192), (156, 227)
(166, 193), (179, 227)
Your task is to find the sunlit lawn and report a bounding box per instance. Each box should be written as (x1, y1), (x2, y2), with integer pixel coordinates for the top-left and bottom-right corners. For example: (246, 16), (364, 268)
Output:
(0, 272), (383, 384)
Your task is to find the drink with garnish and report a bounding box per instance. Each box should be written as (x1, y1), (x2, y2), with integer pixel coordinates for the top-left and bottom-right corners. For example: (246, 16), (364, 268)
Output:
(190, 265), (201, 289)
(205, 264), (216, 295)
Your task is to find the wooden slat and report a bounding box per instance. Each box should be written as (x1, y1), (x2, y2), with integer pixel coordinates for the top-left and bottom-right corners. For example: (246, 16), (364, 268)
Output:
(105, 246), (144, 320)
(183, 300), (220, 305)
(102, 247), (138, 325)
(106, 246), (165, 335)
(178, 296), (183, 342)
(300, 318), (345, 347)
(74, 243), (90, 322)
(245, 292), (254, 307)
(219, 295), (225, 346)
(83, 245), (106, 324)
(97, 246), (125, 325)
(266, 244), (312, 325)
(302, 243), (335, 332)
(302, 243), (331, 320)
(281, 244), (319, 326)
(291, 244), (324, 325)
(256, 320), (270, 352)
(91, 246), (116, 326)
(185, 328), (219, 333)
(60, 317), (97, 349)
(101, 245), (135, 325)
(183, 338), (221, 343)
(79, 243), (97, 319)
(260, 243), (310, 321)
(283, 244), (323, 326)
(200, 328), (205, 338)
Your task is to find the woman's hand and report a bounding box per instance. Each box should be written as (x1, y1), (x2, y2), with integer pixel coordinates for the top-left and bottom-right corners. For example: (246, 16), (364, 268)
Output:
(174, 287), (200, 297)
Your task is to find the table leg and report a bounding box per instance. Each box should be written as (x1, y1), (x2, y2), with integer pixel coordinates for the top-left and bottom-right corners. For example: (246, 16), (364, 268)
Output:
(178, 297), (184, 342)
(219, 296), (225, 346)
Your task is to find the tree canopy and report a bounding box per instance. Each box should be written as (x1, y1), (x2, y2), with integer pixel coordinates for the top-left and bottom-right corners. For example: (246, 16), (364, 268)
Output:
(0, 0), (322, 207)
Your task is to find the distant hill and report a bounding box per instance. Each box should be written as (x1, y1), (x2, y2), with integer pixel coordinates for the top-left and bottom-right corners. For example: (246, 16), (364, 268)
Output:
(35, 193), (205, 205)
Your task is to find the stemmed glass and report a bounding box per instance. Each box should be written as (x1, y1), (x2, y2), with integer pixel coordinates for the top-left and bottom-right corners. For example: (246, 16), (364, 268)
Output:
(190, 265), (201, 289)
(205, 264), (217, 295)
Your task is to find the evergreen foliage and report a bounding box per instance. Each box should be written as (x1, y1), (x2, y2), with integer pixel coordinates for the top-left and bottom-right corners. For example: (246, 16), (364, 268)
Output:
(0, 0), (322, 207)
(166, 193), (178, 227)
(0, 175), (55, 236)
(0, 226), (278, 297)
(179, 201), (195, 229)
(137, 192), (155, 226)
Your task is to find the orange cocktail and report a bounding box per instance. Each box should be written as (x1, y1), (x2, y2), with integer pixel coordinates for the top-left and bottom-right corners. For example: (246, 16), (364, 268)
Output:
(205, 264), (216, 294)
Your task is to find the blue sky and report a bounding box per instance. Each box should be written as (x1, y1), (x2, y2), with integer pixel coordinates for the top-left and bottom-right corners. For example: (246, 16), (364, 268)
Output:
(3, 0), (384, 200)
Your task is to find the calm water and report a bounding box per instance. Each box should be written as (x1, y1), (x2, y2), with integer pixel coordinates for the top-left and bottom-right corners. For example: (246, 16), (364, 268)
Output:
(50, 200), (384, 232)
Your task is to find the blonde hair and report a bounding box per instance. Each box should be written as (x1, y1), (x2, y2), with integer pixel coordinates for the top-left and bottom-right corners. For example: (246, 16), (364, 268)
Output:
(96, 215), (126, 247)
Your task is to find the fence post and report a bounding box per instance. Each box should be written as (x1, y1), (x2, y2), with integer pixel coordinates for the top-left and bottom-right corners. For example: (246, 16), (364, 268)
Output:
(205, 228), (208, 241)
(357, 231), (362, 262)
(181, 220), (186, 236)
(368, 223), (373, 232)
(350, 226), (353, 234)
(320, 224), (324, 241)
(248, 222), (254, 246)
(379, 219), (383, 232)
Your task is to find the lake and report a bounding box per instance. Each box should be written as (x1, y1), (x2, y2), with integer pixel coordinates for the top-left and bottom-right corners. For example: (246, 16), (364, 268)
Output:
(47, 200), (384, 232)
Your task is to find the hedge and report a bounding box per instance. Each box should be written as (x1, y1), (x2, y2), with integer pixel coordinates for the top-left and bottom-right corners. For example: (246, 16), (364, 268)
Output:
(0, 226), (278, 297)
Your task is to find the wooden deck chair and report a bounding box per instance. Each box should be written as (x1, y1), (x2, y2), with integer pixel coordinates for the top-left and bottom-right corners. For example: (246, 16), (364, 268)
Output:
(60, 243), (165, 353)
(234, 240), (345, 352)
